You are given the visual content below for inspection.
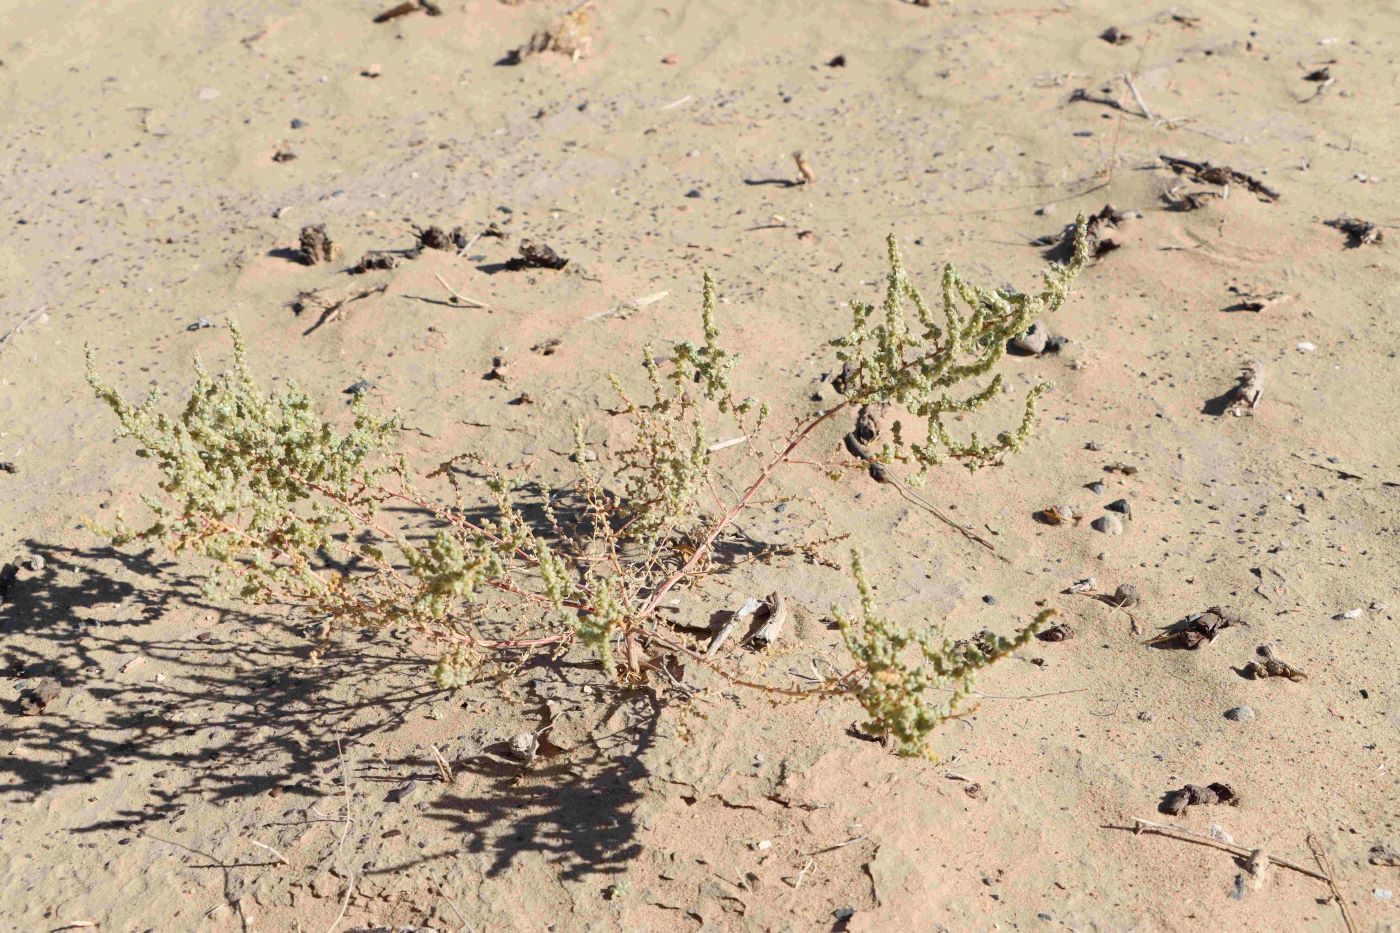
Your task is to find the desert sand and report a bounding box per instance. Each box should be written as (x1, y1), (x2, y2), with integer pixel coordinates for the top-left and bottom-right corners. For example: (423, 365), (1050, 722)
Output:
(1, 1), (1397, 930)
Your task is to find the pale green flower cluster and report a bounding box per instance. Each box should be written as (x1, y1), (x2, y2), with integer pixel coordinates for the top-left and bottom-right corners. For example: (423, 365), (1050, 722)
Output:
(834, 551), (1050, 756)
(832, 216), (1088, 474)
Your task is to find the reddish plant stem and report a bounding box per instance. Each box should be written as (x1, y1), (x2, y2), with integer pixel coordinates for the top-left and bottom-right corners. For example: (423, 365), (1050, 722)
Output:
(635, 398), (854, 621)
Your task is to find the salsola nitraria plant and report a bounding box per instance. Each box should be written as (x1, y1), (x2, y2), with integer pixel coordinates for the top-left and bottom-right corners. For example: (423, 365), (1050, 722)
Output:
(88, 217), (1087, 755)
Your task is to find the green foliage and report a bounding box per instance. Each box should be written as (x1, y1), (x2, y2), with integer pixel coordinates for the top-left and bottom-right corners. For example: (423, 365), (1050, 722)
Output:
(835, 551), (1048, 756)
(87, 221), (1087, 753)
(832, 215), (1088, 473)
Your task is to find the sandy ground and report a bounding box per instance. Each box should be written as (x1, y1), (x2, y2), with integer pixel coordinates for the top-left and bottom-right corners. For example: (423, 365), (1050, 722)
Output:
(2, 0), (1398, 930)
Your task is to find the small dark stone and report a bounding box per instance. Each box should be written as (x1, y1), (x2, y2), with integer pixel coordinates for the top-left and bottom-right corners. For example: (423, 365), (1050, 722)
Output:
(1044, 334), (1070, 353)
(982, 594), (997, 605)
(290, 118), (307, 129)
(827, 54), (847, 67)
(833, 907), (856, 921)
(1086, 481), (1106, 493)
(685, 188), (702, 198)
(1106, 498), (1131, 517)
(1085, 441), (1101, 451)
(344, 379), (373, 396)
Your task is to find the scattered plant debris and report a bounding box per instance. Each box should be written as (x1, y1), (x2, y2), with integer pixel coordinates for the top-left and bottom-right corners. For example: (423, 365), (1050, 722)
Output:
(1163, 184), (1224, 211)
(793, 151), (815, 185)
(745, 592), (788, 649)
(1324, 217), (1383, 247)
(1037, 622), (1074, 642)
(297, 283), (390, 334)
(1038, 504), (1080, 526)
(1159, 155), (1280, 202)
(1146, 606), (1244, 649)
(1223, 286), (1290, 313)
(415, 225), (455, 251)
(1242, 644), (1306, 682)
(18, 677), (61, 715)
(504, 0), (596, 64)
(1224, 361), (1264, 416)
(298, 224), (339, 265)
(1081, 204), (1137, 257)
(373, 1), (439, 23)
(1162, 782), (1239, 816)
(349, 252), (399, 274)
(506, 239), (569, 270)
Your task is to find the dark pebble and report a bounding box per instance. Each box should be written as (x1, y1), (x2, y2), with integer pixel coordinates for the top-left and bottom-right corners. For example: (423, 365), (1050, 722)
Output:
(685, 188), (702, 198)
(982, 594), (997, 605)
(1106, 498), (1131, 517)
(290, 118), (306, 129)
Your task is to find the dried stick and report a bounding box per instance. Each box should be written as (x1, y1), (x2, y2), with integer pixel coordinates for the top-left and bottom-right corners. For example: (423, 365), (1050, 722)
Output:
(433, 273), (492, 309)
(1125, 818), (1329, 882)
(248, 839), (288, 865)
(429, 743), (454, 783)
(707, 597), (760, 658)
(1123, 73), (1154, 121)
(1307, 834), (1358, 933)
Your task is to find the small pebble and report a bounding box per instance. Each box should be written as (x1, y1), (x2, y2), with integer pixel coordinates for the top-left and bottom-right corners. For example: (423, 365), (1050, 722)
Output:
(1137, 711), (1154, 722)
(22, 554), (44, 572)
(197, 87), (221, 101)
(1086, 481), (1105, 494)
(1296, 341), (1317, 352)
(363, 63), (383, 77)
(684, 188), (702, 198)
(1376, 889), (1393, 901)
(982, 594), (997, 605)
(1224, 706), (1255, 722)
(344, 379), (373, 396)
(186, 317), (216, 331)
(1085, 441), (1101, 451)
(833, 907), (856, 921)
(1012, 321), (1048, 354)
(1106, 498), (1131, 518)
(1091, 513), (1123, 535)
(1333, 608), (1362, 620)
(290, 118), (307, 129)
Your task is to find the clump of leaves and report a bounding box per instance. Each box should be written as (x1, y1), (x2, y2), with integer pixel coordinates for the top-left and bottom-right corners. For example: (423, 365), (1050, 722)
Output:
(88, 217), (1087, 756)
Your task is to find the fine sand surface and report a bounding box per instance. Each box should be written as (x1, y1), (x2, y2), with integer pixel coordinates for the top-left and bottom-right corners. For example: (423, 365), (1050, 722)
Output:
(2, 1), (1397, 930)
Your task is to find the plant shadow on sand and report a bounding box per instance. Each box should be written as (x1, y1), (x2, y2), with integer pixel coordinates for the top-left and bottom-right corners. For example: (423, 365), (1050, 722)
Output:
(0, 541), (654, 881)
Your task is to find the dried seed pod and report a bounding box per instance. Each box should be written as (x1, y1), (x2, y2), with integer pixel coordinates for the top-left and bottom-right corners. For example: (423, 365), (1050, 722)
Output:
(1037, 622), (1074, 642)
(1242, 644), (1306, 682)
(1162, 781), (1239, 815)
